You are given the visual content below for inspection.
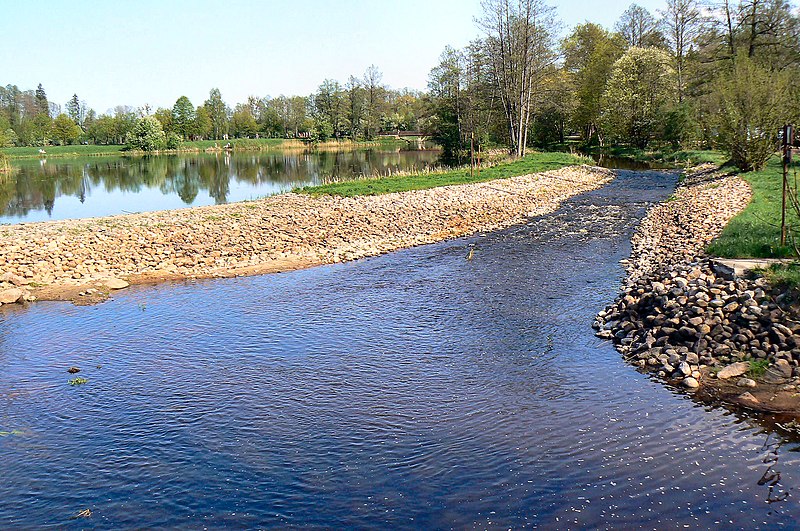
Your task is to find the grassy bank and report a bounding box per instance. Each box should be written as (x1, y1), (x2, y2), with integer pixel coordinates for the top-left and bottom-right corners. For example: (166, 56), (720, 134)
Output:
(298, 151), (589, 197)
(707, 157), (800, 259)
(1, 137), (409, 160)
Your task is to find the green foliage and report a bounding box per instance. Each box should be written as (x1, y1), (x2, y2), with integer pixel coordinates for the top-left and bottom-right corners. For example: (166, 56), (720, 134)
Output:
(172, 96), (196, 140)
(707, 158), (799, 258)
(712, 53), (794, 172)
(600, 47), (676, 148)
(165, 132), (181, 149)
(562, 23), (626, 145)
(298, 151), (585, 197)
(124, 116), (166, 152)
(51, 113), (82, 145)
(747, 359), (770, 378)
(68, 377), (88, 386)
(662, 103), (699, 149)
(231, 108), (258, 138)
(0, 128), (17, 148)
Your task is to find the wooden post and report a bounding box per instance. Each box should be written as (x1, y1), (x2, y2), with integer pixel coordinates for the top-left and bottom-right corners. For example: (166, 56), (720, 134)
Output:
(470, 132), (475, 179)
(781, 125), (792, 247)
(477, 142), (481, 177)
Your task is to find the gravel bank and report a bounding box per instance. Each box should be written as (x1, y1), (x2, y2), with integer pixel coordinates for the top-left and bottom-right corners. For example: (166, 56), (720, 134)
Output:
(595, 165), (800, 416)
(0, 165), (613, 305)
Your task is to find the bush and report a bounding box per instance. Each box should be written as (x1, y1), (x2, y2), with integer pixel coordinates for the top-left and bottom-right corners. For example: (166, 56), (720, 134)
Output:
(125, 116), (166, 152)
(165, 132), (181, 149)
(713, 53), (795, 171)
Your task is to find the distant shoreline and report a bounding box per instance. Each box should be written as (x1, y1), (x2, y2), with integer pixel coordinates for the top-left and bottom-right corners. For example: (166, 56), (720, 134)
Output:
(0, 137), (419, 160)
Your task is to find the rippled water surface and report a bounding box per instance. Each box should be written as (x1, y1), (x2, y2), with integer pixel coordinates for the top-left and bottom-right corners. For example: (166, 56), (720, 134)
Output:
(0, 148), (441, 224)
(2, 170), (800, 528)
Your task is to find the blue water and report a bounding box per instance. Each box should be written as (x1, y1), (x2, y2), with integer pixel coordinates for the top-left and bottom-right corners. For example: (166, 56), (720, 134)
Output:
(1, 170), (799, 528)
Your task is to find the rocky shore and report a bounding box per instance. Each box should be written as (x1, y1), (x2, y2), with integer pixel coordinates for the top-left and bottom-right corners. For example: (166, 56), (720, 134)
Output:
(0, 165), (613, 306)
(595, 164), (800, 416)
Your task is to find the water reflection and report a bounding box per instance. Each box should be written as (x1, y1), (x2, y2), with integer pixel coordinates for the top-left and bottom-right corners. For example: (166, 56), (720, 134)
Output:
(0, 149), (442, 224)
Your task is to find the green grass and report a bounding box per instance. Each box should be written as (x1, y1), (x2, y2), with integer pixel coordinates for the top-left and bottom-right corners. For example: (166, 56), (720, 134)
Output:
(747, 358), (770, 378)
(0, 152), (9, 172)
(296, 151), (589, 197)
(762, 262), (800, 289)
(707, 157), (800, 259)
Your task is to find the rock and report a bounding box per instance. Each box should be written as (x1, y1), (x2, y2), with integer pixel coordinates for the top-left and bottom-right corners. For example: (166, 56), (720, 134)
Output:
(737, 378), (757, 388)
(104, 278), (130, 290)
(1, 272), (29, 286)
(683, 377), (700, 388)
(678, 361), (692, 376)
(0, 288), (24, 304)
(67, 367), (80, 374)
(775, 359), (793, 378)
(736, 392), (760, 408)
(717, 362), (750, 380)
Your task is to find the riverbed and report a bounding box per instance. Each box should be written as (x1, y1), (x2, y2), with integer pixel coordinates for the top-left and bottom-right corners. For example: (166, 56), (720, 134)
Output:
(1, 170), (799, 528)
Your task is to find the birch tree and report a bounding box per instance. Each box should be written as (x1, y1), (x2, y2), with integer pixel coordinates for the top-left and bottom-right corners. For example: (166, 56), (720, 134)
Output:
(660, 0), (702, 102)
(478, 0), (558, 157)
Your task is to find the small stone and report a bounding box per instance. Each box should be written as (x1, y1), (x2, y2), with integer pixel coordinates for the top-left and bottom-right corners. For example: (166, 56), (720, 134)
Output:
(737, 378), (757, 388)
(67, 367), (80, 374)
(683, 377), (700, 388)
(104, 278), (130, 290)
(678, 361), (692, 376)
(717, 361), (750, 380)
(736, 392), (760, 408)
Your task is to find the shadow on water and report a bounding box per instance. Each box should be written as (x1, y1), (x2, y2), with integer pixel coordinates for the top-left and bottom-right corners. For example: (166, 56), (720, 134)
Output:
(1, 169), (800, 528)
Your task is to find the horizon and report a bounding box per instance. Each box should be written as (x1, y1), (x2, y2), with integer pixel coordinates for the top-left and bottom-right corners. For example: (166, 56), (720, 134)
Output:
(2, 0), (665, 114)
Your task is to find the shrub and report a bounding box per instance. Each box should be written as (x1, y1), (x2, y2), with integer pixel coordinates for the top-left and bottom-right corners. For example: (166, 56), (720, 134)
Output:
(125, 116), (167, 152)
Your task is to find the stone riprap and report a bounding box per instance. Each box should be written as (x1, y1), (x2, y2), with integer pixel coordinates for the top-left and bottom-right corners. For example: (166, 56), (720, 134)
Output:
(0, 165), (613, 306)
(595, 165), (800, 414)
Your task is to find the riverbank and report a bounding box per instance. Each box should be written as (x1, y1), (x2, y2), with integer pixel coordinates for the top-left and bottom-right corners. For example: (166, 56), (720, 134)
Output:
(595, 164), (800, 417)
(0, 163), (613, 306)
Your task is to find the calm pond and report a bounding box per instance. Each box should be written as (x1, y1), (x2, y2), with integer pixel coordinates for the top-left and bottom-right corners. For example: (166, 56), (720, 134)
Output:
(1, 169), (799, 528)
(0, 148), (442, 224)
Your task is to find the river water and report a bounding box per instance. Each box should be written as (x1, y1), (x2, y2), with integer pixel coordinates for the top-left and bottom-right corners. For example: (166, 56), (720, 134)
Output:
(1, 170), (799, 528)
(0, 148), (441, 224)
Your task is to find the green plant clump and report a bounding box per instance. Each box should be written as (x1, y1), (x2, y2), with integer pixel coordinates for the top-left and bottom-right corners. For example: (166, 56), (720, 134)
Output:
(68, 377), (89, 386)
(747, 359), (770, 378)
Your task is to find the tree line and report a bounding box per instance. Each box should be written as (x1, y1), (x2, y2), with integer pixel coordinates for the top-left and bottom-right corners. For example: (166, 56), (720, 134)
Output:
(0, 66), (428, 150)
(427, 0), (800, 170)
(3, 1), (798, 170)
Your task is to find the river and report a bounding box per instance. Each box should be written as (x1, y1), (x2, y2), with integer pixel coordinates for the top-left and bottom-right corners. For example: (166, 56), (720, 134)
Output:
(1, 169), (799, 528)
(0, 148), (441, 224)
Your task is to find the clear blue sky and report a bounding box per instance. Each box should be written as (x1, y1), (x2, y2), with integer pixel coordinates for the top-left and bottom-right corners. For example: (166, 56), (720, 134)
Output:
(0, 0), (666, 114)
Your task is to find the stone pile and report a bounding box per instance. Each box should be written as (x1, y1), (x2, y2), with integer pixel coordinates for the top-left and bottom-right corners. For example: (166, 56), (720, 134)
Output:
(595, 258), (800, 387)
(0, 165), (613, 304)
(595, 164), (800, 408)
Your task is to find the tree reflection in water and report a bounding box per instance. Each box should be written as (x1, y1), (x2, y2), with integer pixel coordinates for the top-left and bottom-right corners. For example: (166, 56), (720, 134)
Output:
(0, 148), (442, 222)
